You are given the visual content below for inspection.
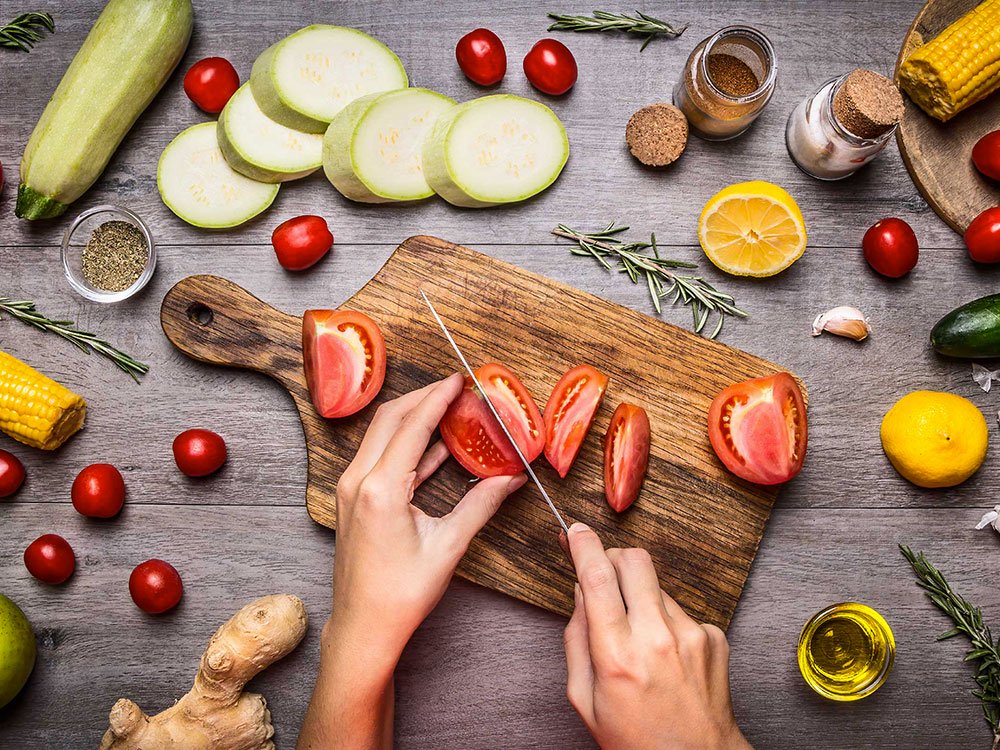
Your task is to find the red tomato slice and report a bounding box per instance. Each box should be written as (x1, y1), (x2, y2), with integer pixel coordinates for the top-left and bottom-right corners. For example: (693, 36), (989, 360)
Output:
(440, 363), (545, 479)
(543, 365), (609, 477)
(707, 372), (807, 485)
(603, 403), (650, 512)
(303, 310), (387, 418)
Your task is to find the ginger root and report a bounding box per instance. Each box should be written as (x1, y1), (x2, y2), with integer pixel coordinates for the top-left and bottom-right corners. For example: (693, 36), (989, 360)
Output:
(99, 594), (308, 750)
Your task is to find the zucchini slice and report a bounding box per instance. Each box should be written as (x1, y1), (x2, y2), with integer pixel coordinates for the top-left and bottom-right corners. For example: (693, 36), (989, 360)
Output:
(323, 88), (456, 203)
(218, 83), (323, 183)
(250, 25), (408, 134)
(421, 95), (570, 208)
(158, 122), (279, 229)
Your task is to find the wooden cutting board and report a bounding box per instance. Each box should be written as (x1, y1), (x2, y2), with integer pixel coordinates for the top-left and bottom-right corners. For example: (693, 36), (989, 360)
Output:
(161, 235), (801, 628)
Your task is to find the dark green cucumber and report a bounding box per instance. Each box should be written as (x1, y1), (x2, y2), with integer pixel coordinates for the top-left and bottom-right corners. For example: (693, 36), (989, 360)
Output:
(930, 293), (1000, 358)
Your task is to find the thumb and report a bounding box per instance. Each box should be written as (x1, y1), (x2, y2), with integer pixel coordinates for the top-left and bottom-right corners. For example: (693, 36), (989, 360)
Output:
(444, 473), (527, 548)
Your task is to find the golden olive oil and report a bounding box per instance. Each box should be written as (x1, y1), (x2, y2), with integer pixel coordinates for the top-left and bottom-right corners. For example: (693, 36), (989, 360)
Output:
(797, 602), (894, 701)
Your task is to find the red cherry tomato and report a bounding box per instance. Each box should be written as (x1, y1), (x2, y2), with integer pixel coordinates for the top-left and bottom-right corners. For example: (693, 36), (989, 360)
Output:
(862, 218), (919, 278)
(129, 559), (183, 614)
(543, 365), (609, 478)
(0, 449), (25, 498)
(523, 39), (578, 96)
(271, 215), (334, 271)
(456, 28), (507, 86)
(173, 429), (227, 477)
(302, 310), (387, 418)
(71, 463), (125, 518)
(183, 57), (240, 113)
(440, 363), (545, 479)
(965, 207), (1000, 263)
(24, 534), (75, 585)
(603, 403), (650, 512)
(708, 372), (807, 486)
(972, 130), (1000, 181)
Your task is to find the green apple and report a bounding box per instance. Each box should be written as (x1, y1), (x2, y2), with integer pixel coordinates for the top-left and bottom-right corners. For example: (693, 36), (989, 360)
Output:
(0, 594), (36, 709)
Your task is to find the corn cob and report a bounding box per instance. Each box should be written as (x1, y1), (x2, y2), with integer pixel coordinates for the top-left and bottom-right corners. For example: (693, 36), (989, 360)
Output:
(0, 350), (86, 450)
(898, 0), (1000, 121)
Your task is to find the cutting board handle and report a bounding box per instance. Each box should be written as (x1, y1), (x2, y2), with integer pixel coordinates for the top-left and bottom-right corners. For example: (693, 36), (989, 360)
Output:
(160, 275), (304, 391)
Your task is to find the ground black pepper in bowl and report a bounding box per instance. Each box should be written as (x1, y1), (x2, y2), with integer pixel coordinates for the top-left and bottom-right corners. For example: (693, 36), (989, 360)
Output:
(81, 220), (149, 293)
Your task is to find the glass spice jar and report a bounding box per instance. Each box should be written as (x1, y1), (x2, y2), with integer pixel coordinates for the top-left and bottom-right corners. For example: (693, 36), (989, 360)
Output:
(673, 25), (777, 141)
(785, 71), (901, 180)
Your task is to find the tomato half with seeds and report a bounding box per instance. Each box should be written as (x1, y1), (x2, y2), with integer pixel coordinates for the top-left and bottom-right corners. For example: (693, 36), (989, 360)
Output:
(440, 363), (545, 479)
(303, 310), (387, 418)
(603, 403), (650, 512)
(543, 365), (609, 478)
(708, 372), (807, 485)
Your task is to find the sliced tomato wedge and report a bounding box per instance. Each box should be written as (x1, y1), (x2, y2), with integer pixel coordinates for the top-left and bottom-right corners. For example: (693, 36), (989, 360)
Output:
(302, 310), (387, 418)
(543, 365), (609, 477)
(707, 372), (807, 485)
(440, 363), (545, 479)
(603, 403), (650, 512)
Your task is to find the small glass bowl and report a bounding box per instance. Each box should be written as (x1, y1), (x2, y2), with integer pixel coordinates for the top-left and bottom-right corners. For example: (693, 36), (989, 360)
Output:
(61, 205), (156, 303)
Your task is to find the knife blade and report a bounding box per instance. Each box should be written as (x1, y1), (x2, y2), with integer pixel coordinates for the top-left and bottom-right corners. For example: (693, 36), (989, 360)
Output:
(421, 290), (570, 534)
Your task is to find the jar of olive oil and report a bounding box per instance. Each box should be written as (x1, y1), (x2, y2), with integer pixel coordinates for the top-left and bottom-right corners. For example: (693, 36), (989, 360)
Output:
(797, 602), (895, 701)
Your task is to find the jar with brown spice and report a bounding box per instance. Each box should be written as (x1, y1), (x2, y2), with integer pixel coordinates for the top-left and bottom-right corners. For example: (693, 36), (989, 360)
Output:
(673, 25), (777, 141)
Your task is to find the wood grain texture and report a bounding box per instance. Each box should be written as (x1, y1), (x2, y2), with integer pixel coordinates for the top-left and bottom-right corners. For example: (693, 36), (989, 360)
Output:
(894, 0), (1000, 233)
(160, 236), (800, 628)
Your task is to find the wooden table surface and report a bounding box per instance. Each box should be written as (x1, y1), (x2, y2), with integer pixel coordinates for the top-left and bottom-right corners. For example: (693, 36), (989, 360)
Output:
(2, 1), (998, 747)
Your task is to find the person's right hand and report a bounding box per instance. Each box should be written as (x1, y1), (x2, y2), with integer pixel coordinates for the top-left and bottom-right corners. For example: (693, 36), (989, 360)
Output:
(563, 523), (752, 750)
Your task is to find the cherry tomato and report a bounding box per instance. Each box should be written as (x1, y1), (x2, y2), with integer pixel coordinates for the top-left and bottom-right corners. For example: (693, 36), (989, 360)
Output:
(441, 363), (545, 479)
(456, 28), (507, 86)
(603, 403), (650, 512)
(303, 310), (387, 418)
(24, 534), (75, 585)
(972, 130), (1000, 181)
(0, 449), (25, 498)
(129, 559), (183, 614)
(71, 463), (125, 518)
(271, 215), (334, 271)
(862, 218), (919, 278)
(183, 57), (240, 113)
(173, 429), (227, 477)
(965, 207), (1000, 263)
(523, 39), (578, 96)
(543, 365), (608, 478)
(708, 372), (807, 486)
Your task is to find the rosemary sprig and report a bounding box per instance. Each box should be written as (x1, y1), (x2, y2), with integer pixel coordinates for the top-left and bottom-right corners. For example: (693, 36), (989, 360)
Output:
(0, 298), (148, 382)
(1, 12), (54, 52)
(547, 10), (686, 51)
(901, 545), (1000, 749)
(552, 223), (746, 339)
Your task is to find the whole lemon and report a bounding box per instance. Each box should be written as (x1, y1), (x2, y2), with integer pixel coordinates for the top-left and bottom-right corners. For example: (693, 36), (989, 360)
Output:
(0, 593), (36, 709)
(880, 391), (988, 488)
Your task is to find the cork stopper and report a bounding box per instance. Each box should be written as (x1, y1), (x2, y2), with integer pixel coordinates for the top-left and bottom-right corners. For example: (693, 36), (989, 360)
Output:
(833, 68), (904, 139)
(625, 104), (689, 167)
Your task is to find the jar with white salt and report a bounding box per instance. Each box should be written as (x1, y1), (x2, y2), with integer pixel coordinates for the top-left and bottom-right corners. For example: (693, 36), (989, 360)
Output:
(785, 69), (904, 180)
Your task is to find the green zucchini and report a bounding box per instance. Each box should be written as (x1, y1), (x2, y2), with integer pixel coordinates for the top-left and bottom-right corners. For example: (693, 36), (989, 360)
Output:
(16, 0), (193, 220)
(930, 293), (1000, 358)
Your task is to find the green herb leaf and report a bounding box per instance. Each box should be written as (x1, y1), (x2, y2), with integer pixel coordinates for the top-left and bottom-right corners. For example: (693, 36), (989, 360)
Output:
(1, 12), (54, 52)
(547, 10), (686, 50)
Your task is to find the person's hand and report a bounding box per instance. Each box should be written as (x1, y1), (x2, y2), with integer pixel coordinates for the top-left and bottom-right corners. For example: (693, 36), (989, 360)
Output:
(564, 523), (751, 750)
(328, 373), (527, 668)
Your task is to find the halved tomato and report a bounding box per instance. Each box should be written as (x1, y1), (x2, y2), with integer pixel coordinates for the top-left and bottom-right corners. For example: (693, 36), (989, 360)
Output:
(302, 310), (387, 418)
(543, 365), (609, 477)
(603, 403), (650, 512)
(707, 372), (807, 485)
(440, 363), (545, 479)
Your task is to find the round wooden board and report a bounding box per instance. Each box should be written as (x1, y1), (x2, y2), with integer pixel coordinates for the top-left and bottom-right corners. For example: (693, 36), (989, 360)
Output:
(894, 0), (1000, 234)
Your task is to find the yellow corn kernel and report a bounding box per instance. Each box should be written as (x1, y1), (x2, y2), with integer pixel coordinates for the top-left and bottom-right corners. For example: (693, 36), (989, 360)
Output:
(899, 0), (1000, 121)
(0, 350), (86, 450)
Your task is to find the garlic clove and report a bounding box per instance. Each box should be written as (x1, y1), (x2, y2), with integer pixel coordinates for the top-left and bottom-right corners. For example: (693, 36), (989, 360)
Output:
(811, 306), (871, 341)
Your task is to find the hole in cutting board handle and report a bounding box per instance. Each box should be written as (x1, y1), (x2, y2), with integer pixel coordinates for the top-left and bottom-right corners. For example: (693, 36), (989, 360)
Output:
(186, 303), (214, 327)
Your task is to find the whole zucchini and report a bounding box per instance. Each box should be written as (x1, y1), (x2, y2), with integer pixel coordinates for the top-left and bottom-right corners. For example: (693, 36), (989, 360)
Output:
(16, 0), (194, 220)
(930, 293), (1000, 358)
